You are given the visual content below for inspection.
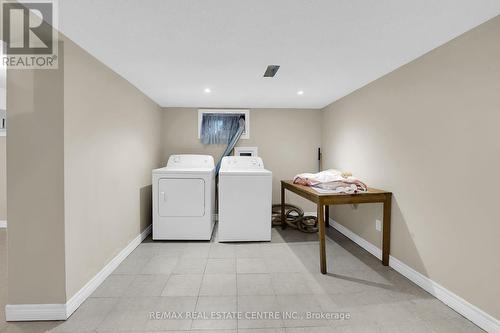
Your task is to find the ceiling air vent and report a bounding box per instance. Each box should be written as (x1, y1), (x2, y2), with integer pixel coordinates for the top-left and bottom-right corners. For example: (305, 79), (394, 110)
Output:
(263, 65), (280, 77)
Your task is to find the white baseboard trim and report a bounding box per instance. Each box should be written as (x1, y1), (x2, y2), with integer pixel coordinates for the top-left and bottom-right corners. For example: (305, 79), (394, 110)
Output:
(0, 220), (7, 228)
(329, 218), (500, 333)
(5, 224), (152, 321)
(5, 304), (66, 321)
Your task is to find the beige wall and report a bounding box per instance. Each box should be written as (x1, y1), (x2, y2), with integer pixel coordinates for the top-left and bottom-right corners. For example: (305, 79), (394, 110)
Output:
(63, 37), (162, 299)
(7, 57), (67, 304)
(162, 108), (322, 211)
(1, 82), (6, 221)
(0, 137), (5, 221)
(0, 87), (5, 109)
(321, 16), (500, 319)
(6, 35), (162, 305)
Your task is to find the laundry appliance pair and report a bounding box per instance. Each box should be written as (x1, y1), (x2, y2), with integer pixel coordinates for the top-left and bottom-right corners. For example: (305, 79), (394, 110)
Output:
(152, 154), (272, 241)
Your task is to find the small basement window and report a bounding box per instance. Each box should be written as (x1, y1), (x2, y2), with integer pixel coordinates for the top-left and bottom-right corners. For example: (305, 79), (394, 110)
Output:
(198, 109), (249, 144)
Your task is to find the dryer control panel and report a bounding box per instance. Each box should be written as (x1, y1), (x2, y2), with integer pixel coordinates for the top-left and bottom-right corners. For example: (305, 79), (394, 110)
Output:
(166, 154), (214, 169)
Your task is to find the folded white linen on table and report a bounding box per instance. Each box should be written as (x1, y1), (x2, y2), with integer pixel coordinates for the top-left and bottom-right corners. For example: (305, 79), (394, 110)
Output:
(293, 169), (368, 194)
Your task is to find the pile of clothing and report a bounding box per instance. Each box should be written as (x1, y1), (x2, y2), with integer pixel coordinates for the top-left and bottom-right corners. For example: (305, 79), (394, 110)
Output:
(293, 169), (367, 194)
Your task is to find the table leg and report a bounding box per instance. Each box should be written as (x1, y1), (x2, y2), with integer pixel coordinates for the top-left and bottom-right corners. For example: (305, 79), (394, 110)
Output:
(382, 194), (392, 266)
(281, 184), (286, 230)
(324, 205), (330, 228)
(317, 203), (327, 274)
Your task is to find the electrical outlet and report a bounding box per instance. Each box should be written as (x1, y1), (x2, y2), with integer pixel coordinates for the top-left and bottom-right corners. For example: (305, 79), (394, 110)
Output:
(375, 219), (382, 232)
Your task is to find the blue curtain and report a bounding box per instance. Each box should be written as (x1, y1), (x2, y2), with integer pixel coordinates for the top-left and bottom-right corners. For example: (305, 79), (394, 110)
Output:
(200, 113), (243, 145)
(215, 117), (246, 175)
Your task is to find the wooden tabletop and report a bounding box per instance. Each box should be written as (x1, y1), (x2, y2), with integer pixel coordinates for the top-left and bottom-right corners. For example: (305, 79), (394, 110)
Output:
(281, 180), (391, 204)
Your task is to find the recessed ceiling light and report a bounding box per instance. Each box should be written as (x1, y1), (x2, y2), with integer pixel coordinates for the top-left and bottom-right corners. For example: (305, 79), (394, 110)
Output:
(204, 88), (211, 93)
(297, 90), (304, 95)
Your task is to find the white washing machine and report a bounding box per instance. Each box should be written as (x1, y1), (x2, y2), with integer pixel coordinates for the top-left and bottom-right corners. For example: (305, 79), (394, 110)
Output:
(218, 156), (272, 242)
(152, 154), (215, 240)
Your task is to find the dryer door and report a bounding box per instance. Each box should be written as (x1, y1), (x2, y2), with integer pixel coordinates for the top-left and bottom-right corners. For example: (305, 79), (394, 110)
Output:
(158, 178), (205, 217)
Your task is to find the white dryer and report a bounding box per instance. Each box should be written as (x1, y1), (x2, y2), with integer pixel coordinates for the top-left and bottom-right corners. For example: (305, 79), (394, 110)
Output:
(152, 154), (215, 240)
(218, 156), (272, 242)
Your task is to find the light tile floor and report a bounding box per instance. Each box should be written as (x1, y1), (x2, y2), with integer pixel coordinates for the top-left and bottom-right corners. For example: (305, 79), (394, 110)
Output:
(0, 227), (484, 333)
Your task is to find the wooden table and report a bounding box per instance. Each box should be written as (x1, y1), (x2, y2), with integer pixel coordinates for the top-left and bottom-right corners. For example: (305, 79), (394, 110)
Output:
(281, 180), (392, 274)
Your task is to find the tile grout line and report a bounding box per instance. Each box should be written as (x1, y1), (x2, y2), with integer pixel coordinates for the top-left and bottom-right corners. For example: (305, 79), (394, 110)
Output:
(235, 255), (240, 332)
(190, 250), (208, 330)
